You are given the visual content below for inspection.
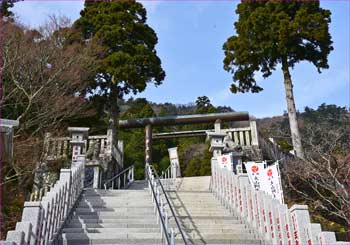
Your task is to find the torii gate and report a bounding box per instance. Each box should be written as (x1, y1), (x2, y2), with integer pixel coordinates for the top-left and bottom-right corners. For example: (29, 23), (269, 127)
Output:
(118, 112), (250, 165)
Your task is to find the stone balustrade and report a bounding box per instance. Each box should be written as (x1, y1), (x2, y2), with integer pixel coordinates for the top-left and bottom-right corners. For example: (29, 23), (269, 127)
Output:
(222, 121), (259, 147)
(210, 157), (350, 245)
(0, 158), (85, 245)
(44, 129), (115, 162)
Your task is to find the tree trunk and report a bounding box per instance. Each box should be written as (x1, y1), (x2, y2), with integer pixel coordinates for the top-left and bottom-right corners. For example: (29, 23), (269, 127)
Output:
(281, 58), (304, 158)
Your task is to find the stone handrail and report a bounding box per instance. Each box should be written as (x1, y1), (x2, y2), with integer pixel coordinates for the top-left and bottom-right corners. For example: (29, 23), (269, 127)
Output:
(1, 159), (85, 245)
(210, 157), (350, 245)
(44, 133), (112, 161)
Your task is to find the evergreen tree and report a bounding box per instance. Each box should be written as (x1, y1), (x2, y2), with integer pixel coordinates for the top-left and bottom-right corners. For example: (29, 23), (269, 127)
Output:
(74, 0), (165, 141)
(223, 0), (333, 158)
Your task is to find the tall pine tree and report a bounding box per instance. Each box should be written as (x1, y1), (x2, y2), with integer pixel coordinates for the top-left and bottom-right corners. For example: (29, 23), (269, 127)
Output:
(223, 0), (333, 158)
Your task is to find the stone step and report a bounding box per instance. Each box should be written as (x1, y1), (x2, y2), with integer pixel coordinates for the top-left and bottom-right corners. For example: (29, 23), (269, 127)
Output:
(168, 199), (218, 203)
(81, 194), (152, 202)
(83, 189), (149, 194)
(73, 213), (156, 219)
(169, 216), (242, 224)
(69, 218), (157, 224)
(59, 233), (162, 244)
(174, 223), (248, 230)
(183, 232), (258, 240)
(77, 203), (154, 208)
(183, 238), (262, 244)
(170, 211), (233, 217)
(62, 227), (160, 234)
(74, 207), (154, 214)
(78, 201), (153, 207)
(65, 222), (160, 229)
(181, 228), (254, 235)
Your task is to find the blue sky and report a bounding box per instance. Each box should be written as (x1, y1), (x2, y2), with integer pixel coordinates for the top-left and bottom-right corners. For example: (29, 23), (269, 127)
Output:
(12, 0), (349, 118)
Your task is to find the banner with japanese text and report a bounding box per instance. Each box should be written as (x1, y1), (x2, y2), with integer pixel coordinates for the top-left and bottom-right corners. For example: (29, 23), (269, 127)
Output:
(217, 153), (233, 171)
(245, 161), (284, 203)
(245, 161), (266, 191)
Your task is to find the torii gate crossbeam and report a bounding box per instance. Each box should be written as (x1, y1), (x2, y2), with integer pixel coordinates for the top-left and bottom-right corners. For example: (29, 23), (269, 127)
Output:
(118, 112), (250, 164)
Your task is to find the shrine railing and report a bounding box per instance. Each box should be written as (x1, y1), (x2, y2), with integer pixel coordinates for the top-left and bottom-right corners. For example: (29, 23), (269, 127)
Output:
(44, 132), (112, 161)
(1, 159), (85, 245)
(222, 121), (259, 147)
(210, 157), (349, 245)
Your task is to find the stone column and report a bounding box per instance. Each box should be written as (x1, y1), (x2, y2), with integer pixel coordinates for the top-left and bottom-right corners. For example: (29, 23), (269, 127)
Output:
(250, 120), (259, 146)
(145, 124), (152, 165)
(93, 166), (101, 189)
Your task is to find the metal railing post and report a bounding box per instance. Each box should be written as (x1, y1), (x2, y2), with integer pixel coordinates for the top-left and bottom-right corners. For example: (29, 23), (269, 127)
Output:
(171, 228), (175, 245)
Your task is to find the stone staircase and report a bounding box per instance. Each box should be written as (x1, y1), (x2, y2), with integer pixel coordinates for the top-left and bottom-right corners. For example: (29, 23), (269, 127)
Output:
(166, 176), (263, 244)
(59, 176), (262, 245)
(59, 180), (163, 244)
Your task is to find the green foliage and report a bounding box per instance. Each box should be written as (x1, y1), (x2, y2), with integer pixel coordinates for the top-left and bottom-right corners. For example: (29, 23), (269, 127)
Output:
(0, 0), (18, 17)
(196, 96), (217, 114)
(73, 0), (165, 108)
(223, 0), (333, 93)
(276, 139), (293, 152)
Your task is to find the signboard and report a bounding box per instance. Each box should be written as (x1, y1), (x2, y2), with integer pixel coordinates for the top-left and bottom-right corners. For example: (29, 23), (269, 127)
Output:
(217, 153), (233, 171)
(245, 161), (284, 204)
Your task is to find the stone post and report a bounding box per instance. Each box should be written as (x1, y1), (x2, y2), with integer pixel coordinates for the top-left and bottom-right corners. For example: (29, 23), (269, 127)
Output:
(290, 204), (311, 245)
(21, 202), (42, 245)
(267, 199), (279, 244)
(306, 223), (322, 245)
(93, 166), (101, 189)
(14, 222), (32, 244)
(250, 120), (259, 146)
(5, 231), (24, 245)
(237, 175), (249, 220)
(318, 232), (337, 245)
(59, 169), (71, 218)
(275, 204), (289, 245)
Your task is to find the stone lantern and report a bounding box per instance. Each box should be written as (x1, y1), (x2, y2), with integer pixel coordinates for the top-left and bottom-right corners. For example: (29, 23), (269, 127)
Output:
(68, 127), (89, 166)
(207, 119), (226, 157)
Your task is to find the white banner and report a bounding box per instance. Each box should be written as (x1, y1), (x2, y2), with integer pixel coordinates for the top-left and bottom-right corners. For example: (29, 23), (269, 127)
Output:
(245, 161), (284, 204)
(217, 153), (233, 171)
(261, 162), (284, 203)
(245, 161), (266, 191)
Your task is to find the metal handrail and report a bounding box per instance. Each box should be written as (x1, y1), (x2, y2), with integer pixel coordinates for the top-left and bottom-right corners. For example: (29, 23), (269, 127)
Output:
(147, 164), (188, 245)
(103, 165), (134, 190)
(146, 165), (172, 244)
